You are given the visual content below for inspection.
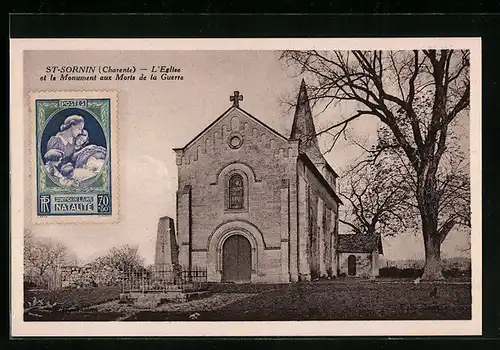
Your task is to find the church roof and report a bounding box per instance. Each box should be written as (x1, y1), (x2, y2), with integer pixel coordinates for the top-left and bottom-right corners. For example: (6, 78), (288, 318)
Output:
(173, 105), (288, 151)
(290, 80), (326, 164)
(338, 234), (384, 254)
(298, 152), (343, 205)
(172, 86), (341, 200)
(290, 79), (319, 147)
(290, 80), (340, 179)
(324, 160), (339, 179)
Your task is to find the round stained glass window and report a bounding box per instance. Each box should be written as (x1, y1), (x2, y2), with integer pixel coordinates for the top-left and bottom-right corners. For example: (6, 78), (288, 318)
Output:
(229, 134), (243, 149)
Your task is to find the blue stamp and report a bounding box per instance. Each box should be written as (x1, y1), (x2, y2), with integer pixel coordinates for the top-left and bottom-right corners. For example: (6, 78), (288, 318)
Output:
(34, 94), (117, 219)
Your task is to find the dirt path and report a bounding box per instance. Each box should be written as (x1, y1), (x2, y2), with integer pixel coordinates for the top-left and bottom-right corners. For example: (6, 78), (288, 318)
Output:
(156, 293), (253, 313)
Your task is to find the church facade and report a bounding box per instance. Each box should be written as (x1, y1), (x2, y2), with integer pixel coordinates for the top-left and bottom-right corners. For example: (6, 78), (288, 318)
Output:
(172, 81), (381, 283)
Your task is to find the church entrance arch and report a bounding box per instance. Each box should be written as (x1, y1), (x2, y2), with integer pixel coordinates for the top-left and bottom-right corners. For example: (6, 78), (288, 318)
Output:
(222, 234), (252, 283)
(208, 220), (265, 282)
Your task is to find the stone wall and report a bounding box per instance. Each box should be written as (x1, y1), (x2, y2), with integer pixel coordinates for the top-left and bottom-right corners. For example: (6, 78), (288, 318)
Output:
(296, 159), (339, 281)
(174, 106), (342, 283)
(175, 108), (299, 282)
(338, 252), (374, 278)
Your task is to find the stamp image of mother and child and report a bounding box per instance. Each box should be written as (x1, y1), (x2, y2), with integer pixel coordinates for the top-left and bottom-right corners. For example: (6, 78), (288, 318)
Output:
(43, 115), (106, 188)
(33, 92), (117, 218)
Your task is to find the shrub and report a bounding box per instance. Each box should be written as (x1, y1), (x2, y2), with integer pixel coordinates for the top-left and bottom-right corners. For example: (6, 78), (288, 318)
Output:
(379, 267), (422, 278)
(443, 267), (471, 278)
(380, 266), (470, 278)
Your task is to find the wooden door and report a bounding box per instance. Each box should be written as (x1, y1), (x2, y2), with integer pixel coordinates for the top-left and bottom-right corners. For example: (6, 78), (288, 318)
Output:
(348, 255), (356, 276)
(222, 235), (251, 282)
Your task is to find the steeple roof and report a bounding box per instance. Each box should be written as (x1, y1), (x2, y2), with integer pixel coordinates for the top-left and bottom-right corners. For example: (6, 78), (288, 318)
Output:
(290, 79), (318, 144)
(290, 79), (324, 165)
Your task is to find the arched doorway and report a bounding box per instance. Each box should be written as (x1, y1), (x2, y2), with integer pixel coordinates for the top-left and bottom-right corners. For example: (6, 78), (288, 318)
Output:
(347, 255), (357, 276)
(222, 235), (252, 282)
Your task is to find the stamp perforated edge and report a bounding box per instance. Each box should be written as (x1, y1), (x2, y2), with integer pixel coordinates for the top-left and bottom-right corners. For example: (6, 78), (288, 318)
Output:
(28, 90), (120, 225)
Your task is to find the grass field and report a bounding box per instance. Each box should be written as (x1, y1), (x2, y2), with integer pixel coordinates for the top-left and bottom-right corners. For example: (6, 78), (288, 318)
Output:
(24, 279), (471, 321)
(25, 285), (122, 309)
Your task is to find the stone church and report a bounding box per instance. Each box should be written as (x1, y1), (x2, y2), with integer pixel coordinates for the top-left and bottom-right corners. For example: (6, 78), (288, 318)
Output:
(169, 80), (382, 283)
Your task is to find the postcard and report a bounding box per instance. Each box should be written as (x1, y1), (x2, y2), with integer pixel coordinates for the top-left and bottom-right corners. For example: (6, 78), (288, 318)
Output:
(10, 38), (482, 337)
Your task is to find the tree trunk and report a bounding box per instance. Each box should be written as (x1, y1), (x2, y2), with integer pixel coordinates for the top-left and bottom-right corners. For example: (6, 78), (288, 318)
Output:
(421, 233), (444, 280)
(417, 159), (445, 280)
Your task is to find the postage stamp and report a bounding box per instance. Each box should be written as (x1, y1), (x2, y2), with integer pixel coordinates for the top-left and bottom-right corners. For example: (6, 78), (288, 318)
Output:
(30, 91), (118, 223)
(10, 38), (481, 337)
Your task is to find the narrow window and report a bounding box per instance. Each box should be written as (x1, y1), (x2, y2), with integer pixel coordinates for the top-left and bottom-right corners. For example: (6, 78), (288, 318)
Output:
(228, 174), (244, 209)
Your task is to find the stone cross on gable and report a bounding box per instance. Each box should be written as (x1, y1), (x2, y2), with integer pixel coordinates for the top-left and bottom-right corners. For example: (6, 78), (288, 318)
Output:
(230, 91), (243, 107)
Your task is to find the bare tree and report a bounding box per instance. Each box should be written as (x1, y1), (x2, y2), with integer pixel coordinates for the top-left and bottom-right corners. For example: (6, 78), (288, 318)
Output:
(281, 49), (471, 279)
(339, 154), (415, 239)
(23, 229), (35, 268)
(93, 244), (145, 272)
(24, 230), (69, 287)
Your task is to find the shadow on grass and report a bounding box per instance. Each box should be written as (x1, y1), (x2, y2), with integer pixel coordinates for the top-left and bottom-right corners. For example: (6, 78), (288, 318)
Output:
(126, 280), (471, 321)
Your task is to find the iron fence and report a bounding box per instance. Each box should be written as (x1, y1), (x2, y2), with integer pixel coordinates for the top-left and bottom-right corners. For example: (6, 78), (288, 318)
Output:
(121, 265), (207, 294)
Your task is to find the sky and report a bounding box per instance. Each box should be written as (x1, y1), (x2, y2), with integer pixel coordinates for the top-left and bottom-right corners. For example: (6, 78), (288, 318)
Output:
(24, 50), (471, 265)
